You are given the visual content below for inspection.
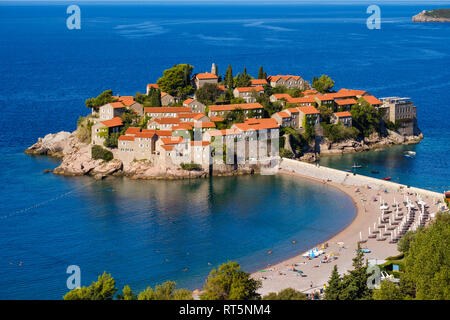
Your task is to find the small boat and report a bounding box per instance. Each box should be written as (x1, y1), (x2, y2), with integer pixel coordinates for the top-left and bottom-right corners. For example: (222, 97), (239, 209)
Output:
(406, 151), (416, 156)
(382, 177), (391, 181)
(371, 170), (379, 174)
(345, 169), (352, 172)
(352, 163), (362, 169)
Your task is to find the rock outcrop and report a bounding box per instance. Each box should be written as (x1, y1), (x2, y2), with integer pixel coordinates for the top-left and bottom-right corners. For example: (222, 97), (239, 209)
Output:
(412, 10), (450, 23)
(25, 131), (73, 157)
(318, 131), (422, 156)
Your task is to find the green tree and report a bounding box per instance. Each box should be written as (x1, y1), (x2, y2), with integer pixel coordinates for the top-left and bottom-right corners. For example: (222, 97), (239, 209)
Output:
(373, 281), (405, 300)
(257, 66), (265, 79)
(325, 265), (342, 300)
(225, 64), (234, 89)
(234, 68), (252, 87)
(397, 230), (418, 253)
(63, 272), (117, 300)
(157, 64), (195, 98)
(91, 145), (113, 161)
(350, 99), (381, 137)
(312, 75), (335, 93)
(138, 281), (193, 300)
(117, 285), (137, 300)
(104, 132), (120, 148)
(338, 243), (372, 300)
(303, 118), (315, 144)
(403, 213), (450, 300)
(262, 288), (307, 300)
(85, 90), (117, 111)
(279, 148), (294, 159)
(196, 83), (221, 105)
(200, 261), (261, 300)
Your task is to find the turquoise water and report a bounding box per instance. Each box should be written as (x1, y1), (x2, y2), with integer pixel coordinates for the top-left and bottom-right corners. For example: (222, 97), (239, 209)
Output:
(0, 2), (449, 299)
(0, 154), (355, 299)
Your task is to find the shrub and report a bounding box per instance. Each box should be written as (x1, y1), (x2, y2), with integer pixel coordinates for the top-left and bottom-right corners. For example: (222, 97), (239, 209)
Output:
(263, 288), (307, 300)
(279, 148), (294, 159)
(104, 132), (120, 148)
(180, 162), (202, 171)
(91, 145), (113, 162)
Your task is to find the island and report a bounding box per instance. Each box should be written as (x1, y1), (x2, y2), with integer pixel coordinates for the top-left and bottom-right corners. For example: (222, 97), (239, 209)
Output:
(25, 63), (423, 180)
(412, 9), (450, 22)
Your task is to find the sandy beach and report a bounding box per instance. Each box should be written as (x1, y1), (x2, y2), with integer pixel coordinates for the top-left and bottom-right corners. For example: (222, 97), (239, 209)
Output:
(252, 168), (438, 296)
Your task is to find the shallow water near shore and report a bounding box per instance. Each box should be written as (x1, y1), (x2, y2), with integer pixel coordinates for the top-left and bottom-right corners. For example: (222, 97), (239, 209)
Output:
(0, 153), (355, 299)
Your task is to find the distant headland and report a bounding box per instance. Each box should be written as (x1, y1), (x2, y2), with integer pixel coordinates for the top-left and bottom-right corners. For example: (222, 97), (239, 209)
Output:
(412, 9), (450, 23)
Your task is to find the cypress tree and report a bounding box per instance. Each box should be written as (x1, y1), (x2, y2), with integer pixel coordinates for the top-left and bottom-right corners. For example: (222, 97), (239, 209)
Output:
(225, 64), (233, 89)
(258, 66), (264, 79)
(325, 265), (342, 300)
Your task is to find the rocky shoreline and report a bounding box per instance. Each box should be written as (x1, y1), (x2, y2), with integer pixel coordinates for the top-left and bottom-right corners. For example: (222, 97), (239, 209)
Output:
(26, 125), (423, 178)
(25, 130), (256, 180)
(297, 130), (423, 162)
(412, 10), (450, 23)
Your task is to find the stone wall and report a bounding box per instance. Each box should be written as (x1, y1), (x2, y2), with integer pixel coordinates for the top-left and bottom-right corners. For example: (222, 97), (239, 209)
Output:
(279, 158), (443, 201)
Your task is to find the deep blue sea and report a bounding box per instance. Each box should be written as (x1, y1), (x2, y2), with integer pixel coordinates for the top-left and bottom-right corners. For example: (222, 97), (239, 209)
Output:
(0, 2), (449, 299)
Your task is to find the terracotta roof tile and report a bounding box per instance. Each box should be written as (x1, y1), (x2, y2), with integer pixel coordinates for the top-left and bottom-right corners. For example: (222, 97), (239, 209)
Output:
(101, 117), (123, 127)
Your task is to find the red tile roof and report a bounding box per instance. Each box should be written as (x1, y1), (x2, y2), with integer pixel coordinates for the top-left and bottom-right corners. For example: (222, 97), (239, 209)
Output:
(125, 127), (141, 135)
(363, 95), (383, 105)
(147, 83), (159, 89)
(233, 118), (279, 131)
(289, 96), (316, 104)
(118, 135), (135, 141)
(135, 132), (156, 138)
(190, 141), (210, 146)
(272, 93), (292, 100)
(276, 111), (291, 118)
(183, 98), (194, 105)
(206, 128), (242, 137)
(335, 98), (357, 106)
(334, 88), (368, 98)
(101, 117), (123, 127)
(235, 86), (264, 93)
(178, 112), (206, 119)
(151, 118), (180, 125)
(302, 89), (318, 95)
(161, 137), (183, 145)
(115, 96), (135, 107)
(269, 75), (301, 82)
(218, 85), (226, 91)
(196, 72), (218, 80)
(172, 124), (193, 131)
(161, 145), (174, 151)
(109, 102), (126, 109)
(314, 93), (336, 101)
(144, 107), (191, 113)
(210, 116), (224, 122)
(298, 106), (320, 115)
(208, 103), (263, 112)
(334, 111), (352, 118)
(193, 122), (216, 128)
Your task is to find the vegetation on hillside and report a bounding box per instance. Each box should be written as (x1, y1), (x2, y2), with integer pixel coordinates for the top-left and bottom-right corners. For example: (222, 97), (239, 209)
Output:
(312, 75), (335, 93)
(157, 64), (195, 98)
(85, 90), (117, 110)
(91, 145), (113, 162)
